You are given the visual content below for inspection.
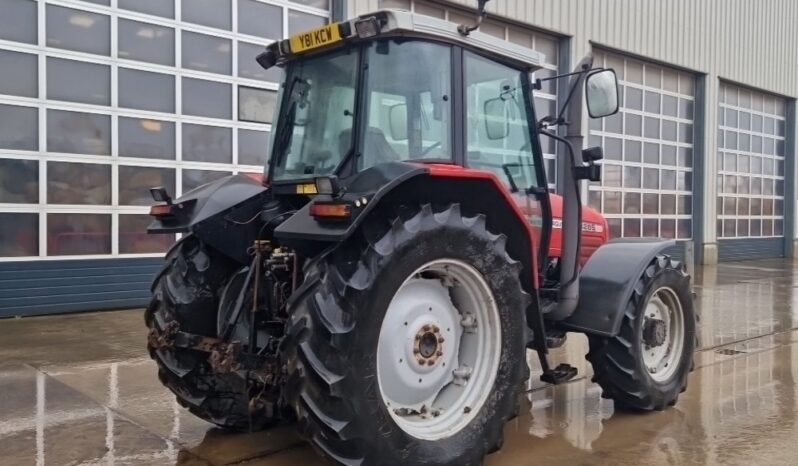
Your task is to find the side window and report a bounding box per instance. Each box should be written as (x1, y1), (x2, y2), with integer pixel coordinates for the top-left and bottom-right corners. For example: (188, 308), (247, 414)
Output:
(465, 52), (538, 191)
(362, 40), (452, 170)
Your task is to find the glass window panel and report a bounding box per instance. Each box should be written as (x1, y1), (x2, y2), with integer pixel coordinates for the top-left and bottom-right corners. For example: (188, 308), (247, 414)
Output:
(643, 168), (659, 189)
(289, 0), (329, 8)
(623, 166), (641, 188)
(604, 191), (621, 214)
(624, 140), (641, 163)
(737, 219), (749, 237)
(119, 0), (174, 18)
(0, 158), (38, 203)
(182, 169), (231, 193)
(182, 123), (232, 163)
(47, 162), (111, 205)
(603, 165), (621, 187)
(47, 213), (110, 255)
(0, 0), (37, 44)
(679, 195), (692, 215)
(239, 129), (270, 166)
(625, 87), (643, 111)
(677, 219), (691, 239)
(182, 0), (231, 30)
(725, 131), (737, 150)
(182, 31), (232, 75)
(239, 0), (282, 39)
(737, 197), (749, 216)
(119, 68), (175, 113)
(625, 113), (642, 136)
(624, 192), (641, 214)
(763, 219), (773, 237)
(763, 137), (775, 155)
(738, 111), (751, 130)
(644, 91), (660, 113)
(239, 42), (282, 82)
(776, 200), (784, 216)
(762, 158), (773, 175)
(644, 116), (660, 139)
(762, 179), (773, 196)
(662, 70), (678, 92)
(608, 218), (622, 239)
(679, 123), (693, 143)
(661, 194), (676, 214)
(775, 220), (784, 236)
(723, 175), (737, 194)
(661, 218), (676, 239)
(604, 137), (622, 160)
(643, 193), (658, 214)
(678, 147), (692, 167)
(662, 95), (678, 117)
(750, 219), (762, 237)
(661, 145), (677, 166)
(726, 87), (738, 106)
(749, 155), (761, 174)
(0, 104), (37, 151)
(661, 170), (676, 190)
(239, 87), (277, 124)
(604, 111), (622, 133)
(661, 120), (677, 141)
(644, 143), (659, 164)
(737, 175), (749, 194)
(0, 213), (38, 256)
(752, 114), (763, 132)
(644, 65), (661, 88)
(47, 57), (110, 106)
(182, 78), (232, 119)
(722, 219), (735, 238)
(623, 218), (641, 237)
(0, 49), (37, 97)
(723, 196), (736, 215)
(47, 110), (111, 155)
(752, 135), (763, 153)
(677, 171), (691, 191)
(763, 116), (775, 134)
(119, 214), (174, 254)
(750, 177), (762, 195)
(642, 219), (658, 237)
(626, 60), (643, 84)
(678, 99), (693, 119)
(588, 190), (601, 211)
(751, 198), (761, 215)
(119, 117), (175, 160)
(118, 19), (175, 66)
(119, 166), (175, 205)
(288, 10), (326, 35)
(46, 4), (110, 55)
(738, 133), (750, 152)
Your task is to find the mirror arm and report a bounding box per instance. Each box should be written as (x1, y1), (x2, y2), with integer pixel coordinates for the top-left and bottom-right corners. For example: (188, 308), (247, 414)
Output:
(458, 0), (490, 36)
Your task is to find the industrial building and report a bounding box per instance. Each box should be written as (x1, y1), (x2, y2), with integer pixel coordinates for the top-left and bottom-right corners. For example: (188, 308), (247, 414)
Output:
(1, 0), (796, 316)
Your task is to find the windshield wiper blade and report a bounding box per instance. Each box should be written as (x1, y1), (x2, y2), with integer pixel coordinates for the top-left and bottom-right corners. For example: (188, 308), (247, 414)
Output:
(272, 77), (309, 169)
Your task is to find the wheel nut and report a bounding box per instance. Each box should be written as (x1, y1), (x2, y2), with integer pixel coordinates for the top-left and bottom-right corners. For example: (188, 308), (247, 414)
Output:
(427, 360), (435, 366)
(413, 348), (420, 354)
(438, 337), (445, 343)
(436, 350), (443, 356)
(432, 325), (440, 333)
(423, 325), (431, 332)
(415, 335), (422, 341)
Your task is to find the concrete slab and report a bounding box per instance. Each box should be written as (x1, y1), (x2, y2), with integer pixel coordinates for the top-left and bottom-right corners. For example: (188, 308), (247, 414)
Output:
(1, 259), (798, 465)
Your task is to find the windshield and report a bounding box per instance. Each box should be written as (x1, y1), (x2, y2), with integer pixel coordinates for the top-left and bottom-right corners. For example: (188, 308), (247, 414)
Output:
(270, 49), (358, 182)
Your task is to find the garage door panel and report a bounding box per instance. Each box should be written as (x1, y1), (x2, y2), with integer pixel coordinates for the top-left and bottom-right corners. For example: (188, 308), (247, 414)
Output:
(588, 50), (695, 240)
(716, 82), (786, 259)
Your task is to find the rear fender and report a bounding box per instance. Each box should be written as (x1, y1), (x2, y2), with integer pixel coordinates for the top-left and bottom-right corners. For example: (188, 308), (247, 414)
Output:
(148, 174), (270, 264)
(560, 239), (678, 337)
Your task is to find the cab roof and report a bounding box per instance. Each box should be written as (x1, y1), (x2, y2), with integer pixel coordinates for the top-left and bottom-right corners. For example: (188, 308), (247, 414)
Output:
(265, 9), (545, 72)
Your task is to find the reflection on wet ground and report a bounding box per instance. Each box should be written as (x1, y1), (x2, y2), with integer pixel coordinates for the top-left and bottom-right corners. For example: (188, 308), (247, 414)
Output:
(2, 260), (798, 465)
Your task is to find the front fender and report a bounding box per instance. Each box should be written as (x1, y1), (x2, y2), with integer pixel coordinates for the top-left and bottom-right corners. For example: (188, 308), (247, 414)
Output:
(561, 239), (678, 337)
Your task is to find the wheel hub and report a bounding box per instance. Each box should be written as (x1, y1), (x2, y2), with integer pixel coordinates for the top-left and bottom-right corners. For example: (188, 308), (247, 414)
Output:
(643, 318), (667, 347)
(414, 326), (444, 365)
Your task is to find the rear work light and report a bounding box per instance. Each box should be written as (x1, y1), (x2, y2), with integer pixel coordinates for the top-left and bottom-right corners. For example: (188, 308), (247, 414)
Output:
(309, 202), (351, 220)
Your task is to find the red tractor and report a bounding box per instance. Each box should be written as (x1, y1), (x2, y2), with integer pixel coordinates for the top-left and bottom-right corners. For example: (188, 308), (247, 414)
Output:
(146, 3), (695, 465)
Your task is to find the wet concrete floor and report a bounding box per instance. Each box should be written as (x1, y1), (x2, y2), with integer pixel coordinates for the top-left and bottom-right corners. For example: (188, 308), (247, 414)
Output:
(2, 259), (798, 465)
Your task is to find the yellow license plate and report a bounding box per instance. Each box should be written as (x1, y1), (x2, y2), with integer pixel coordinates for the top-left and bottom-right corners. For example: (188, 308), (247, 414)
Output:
(290, 23), (342, 54)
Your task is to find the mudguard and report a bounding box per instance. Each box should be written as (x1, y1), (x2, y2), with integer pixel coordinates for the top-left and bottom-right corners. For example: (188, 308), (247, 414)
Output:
(561, 238), (678, 337)
(148, 174), (270, 264)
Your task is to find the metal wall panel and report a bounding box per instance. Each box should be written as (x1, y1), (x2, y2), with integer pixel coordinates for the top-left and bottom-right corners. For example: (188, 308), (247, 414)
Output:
(0, 258), (161, 318)
(718, 238), (786, 261)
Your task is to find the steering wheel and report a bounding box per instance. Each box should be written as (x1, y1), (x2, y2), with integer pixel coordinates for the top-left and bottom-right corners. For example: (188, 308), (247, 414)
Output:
(421, 141), (442, 157)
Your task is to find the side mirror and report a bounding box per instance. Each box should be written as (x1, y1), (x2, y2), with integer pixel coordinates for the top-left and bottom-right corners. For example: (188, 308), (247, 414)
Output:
(388, 103), (408, 141)
(484, 98), (510, 140)
(585, 69), (620, 118)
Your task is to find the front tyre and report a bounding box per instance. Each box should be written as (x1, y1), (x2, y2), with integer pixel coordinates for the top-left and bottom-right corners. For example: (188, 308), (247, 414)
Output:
(283, 204), (528, 465)
(586, 255), (696, 411)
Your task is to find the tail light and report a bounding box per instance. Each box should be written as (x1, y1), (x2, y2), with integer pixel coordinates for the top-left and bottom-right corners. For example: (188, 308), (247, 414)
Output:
(149, 204), (175, 218)
(309, 202), (351, 220)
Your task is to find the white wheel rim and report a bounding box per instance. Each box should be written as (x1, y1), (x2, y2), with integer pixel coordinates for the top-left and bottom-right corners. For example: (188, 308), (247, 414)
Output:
(376, 259), (501, 441)
(641, 286), (685, 383)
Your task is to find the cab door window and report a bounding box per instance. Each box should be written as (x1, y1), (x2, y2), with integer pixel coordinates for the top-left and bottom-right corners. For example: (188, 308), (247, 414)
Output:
(361, 40), (452, 170)
(464, 51), (538, 191)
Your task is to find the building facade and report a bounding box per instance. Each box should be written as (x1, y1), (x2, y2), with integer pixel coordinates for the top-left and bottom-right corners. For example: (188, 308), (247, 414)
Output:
(1, 0), (797, 316)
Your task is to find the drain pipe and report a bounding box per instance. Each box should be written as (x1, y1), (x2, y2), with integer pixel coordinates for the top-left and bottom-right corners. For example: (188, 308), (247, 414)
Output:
(549, 56), (593, 321)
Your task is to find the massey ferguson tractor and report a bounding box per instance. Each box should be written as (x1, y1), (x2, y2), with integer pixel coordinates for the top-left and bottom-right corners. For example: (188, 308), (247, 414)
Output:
(145, 3), (696, 464)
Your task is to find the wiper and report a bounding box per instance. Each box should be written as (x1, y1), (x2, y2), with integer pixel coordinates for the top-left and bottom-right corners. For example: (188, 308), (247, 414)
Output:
(272, 77), (309, 169)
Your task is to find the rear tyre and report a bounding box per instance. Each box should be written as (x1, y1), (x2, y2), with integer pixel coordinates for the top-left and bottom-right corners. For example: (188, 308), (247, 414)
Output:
(586, 255), (695, 411)
(145, 235), (274, 430)
(283, 204), (529, 465)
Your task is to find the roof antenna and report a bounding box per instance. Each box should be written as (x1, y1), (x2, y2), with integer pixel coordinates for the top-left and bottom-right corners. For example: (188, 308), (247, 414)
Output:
(457, 0), (490, 36)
